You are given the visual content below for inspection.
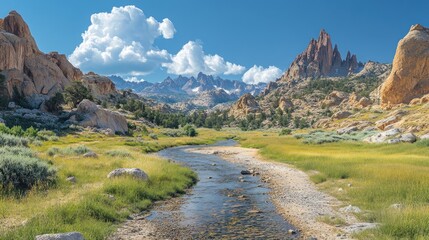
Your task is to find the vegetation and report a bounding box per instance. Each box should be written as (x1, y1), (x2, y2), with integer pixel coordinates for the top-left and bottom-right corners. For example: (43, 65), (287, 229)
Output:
(0, 128), (229, 239)
(64, 81), (93, 107)
(294, 130), (376, 144)
(300, 76), (382, 98)
(279, 128), (292, 136)
(45, 92), (65, 112)
(239, 131), (429, 239)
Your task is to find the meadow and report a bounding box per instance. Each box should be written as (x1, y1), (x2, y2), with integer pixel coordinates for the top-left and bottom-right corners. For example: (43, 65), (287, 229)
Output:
(239, 131), (429, 239)
(0, 128), (229, 239)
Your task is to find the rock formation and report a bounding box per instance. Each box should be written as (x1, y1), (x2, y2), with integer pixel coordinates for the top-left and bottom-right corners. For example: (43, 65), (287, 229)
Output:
(75, 99), (128, 134)
(282, 29), (363, 81)
(229, 93), (260, 119)
(0, 11), (77, 109)
(81, 72), (116, 99)
(380, 24), (429, 105)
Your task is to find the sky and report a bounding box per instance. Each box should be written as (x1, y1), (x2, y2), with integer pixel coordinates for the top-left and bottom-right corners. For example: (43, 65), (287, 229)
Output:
(1, 0), (429, 83)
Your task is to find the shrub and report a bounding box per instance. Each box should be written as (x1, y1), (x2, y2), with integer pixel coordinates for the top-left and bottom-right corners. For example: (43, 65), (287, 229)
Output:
(0, 146), (34, 157)
(416, 139), (429, 147)
(0, 133), (28, 147)
(279, 128), (292, 136)
(162, 129), (186, 137)
(183, 124), (198, 137)
(105, 150), (132, 158)
(45, 92), (65, 112)
(0, 149), (56, 192)
(64, 81), (93, 107)
(149, 133), (158, 140)
(47, 145), (91, 156)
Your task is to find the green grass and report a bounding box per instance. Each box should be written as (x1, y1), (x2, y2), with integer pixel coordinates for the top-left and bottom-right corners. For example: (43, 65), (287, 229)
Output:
(238, 131), (429, 239)
(0, 128), (229, 239)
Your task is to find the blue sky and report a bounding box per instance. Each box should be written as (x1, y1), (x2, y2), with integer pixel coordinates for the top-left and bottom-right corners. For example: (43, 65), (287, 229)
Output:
(1, 0), (428, 83)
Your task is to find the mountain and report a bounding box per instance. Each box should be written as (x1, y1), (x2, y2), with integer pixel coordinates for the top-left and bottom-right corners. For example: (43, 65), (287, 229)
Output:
(108, 75), (153, 93)
(282, 29), (363, 82)
(131, 72), (266, 109)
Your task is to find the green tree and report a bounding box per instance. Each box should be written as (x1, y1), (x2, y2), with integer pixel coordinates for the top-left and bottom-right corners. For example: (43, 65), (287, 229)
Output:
(45, 92), (65, 112)
(64, 81), (93, 107)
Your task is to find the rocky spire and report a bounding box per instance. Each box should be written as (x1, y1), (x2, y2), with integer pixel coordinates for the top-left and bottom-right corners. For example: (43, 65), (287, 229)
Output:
(282, 29), (361, 81)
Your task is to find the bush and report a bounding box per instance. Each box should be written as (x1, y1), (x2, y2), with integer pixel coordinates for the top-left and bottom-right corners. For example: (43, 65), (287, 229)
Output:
(47, 145), (91, 156)
(416, 139), (429, 147)
(0, 124), (41, 138)
(279, 128), (292, 136)
(64, 81), (93, 107)
(162, 129), (186, 137)
(105, 150), (132, 158)
(0, 148), (56, 192)
(45, 92), (65, 112)
(183, 124), (198, 137)
(149, 133), (158, 140)
(0, 133), (28, 147)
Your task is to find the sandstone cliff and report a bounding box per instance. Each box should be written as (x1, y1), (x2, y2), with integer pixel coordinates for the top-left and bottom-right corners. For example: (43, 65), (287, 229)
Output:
(0, 11), (77, 109)
(282, 29), (363, 81)
(380, 24), (429, 105)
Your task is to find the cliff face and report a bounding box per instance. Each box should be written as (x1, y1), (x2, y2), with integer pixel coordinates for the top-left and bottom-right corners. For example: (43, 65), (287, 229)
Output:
(282, 29), (362, 81)
(0, 11), (78, 109)
(380, 24), (429, 105)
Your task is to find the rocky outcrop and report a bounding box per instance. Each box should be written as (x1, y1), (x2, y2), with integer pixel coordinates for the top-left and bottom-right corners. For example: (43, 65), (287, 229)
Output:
(380, 24), (429, 105)
(75, 99), (128, 134)
(81, 72), (116, 99)
(282, 29), (362, 81)
(353, 61), (392, 80)
(0, 11), (77, 109)
(278, 96), (294, 112)
(229, 93), (260, 119)
(321, 91), (349, 108)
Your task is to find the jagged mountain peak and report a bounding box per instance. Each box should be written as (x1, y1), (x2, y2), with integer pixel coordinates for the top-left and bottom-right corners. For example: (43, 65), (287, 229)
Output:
(282, 29), (363, 82)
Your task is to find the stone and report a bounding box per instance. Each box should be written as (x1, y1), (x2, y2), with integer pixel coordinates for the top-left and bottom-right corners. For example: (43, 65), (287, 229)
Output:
(282, 29), (362, 81)
(375, 113), (404, 130)
(7, 101), (16, 109)
(339, 205), (362, 213)
(381, 24), (429, 104)
(331, 111), (352, 120)
(387, 138), (401, 144)
(107, 168), (148, 180)
(66, 176), (76, 184)
(322, 91), (349, 107)
(336, 126), (358, 135)
(75, 99), (128, 134)
(35, 232), (84, 240)
(241, 170), (252, 175)
(389, 203), (404, 210)
(420, 133), (429, 140)
(81, 72), (116, 100)
(364, 128), (401, 143)
(83, 151), (98, 158)
(399, 133), (417, 143)
(288, 229), (297, 234)
(228, 93), (260, 119)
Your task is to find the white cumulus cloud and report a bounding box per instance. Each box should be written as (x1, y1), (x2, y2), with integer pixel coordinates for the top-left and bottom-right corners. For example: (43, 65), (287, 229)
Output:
(163, 41), (245, 76)
(69, 5), (175, 76)
(242, 65), (283, 84)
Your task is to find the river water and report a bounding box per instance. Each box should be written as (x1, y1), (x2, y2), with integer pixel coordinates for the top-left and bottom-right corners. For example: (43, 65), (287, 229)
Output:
(149, 140), (298, 239)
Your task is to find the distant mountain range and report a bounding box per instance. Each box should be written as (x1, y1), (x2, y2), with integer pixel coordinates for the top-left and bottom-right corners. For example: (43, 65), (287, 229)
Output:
(108, 73), (266, 109)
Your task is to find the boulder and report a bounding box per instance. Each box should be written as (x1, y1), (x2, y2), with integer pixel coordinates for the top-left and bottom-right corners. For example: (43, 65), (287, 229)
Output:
(399, 133), (417, 143)
(339, 205), (362, 213)
(81, 72), (116, 99)
(364, 128), (401, 143)
(35, 232), (84, 240)
(381, 24), (429, 104)
(322, 91), (349, 107)
(83, 151), (98, 158)
(336, 126), (358, 135)
(375, 111), (406, 130)
(66, 176), (76, 184)
(229, 93), (260, 119)
(420, 133), (429, 140)
(75, 100), (128, 134)
(278, 96), (294, 111)
(331, 111), (352, 120)
(107, 168), (148, 180)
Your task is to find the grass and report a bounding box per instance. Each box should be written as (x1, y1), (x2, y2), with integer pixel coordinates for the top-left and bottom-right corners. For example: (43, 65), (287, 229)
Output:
(238, 131), (429, 239)
(0, 128), (229, 239)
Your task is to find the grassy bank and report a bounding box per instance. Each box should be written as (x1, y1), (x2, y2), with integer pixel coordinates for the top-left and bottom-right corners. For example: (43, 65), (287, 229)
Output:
(0, 128), (229, 239)
(238, 131), (429, 239)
